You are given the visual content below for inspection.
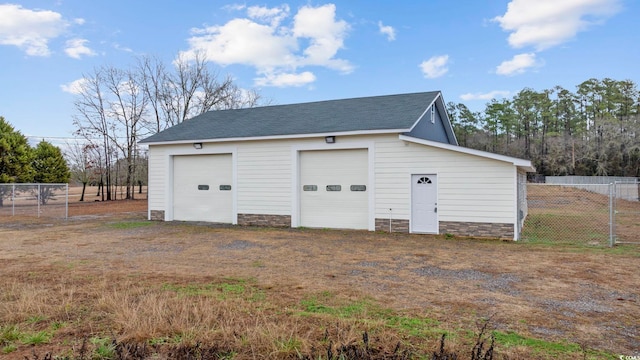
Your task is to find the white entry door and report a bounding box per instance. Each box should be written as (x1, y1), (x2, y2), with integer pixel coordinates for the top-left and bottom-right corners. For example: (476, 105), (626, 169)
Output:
(411, 174), (438, 233)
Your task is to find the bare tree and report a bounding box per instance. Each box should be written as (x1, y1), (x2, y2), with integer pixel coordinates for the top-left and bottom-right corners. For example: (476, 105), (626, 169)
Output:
(73, 54), (263, 201)
(72, 72), (115, 201)
(138, 55), (169, 133)
(102, 66), (146, 199)
(64, 141), (100, 201)
(139, 52), (262, 132)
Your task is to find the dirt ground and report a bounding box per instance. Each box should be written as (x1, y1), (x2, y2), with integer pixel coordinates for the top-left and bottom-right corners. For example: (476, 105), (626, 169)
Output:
(0, 197), (639, 359)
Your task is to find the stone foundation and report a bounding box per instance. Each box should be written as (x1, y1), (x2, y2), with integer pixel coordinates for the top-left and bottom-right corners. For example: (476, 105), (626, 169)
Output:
(375, 219), (514, 239)
(439, 221), (514, 239)
(237, 214), (291, 227)
(150, 210), (165, 221)
(152, 211), (512, 238)
(375, 218), (410, 233)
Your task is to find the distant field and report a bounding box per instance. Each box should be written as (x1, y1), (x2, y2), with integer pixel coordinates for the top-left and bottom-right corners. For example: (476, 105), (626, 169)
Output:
(0, 186), (147, 218)
(0, 203), (638, 359)
(523, 184), (640, 245)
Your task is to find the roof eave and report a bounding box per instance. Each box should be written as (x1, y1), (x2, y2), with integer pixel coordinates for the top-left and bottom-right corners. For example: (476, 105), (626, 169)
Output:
(140, 128), (411, 146)
(399, 134), (535, 172)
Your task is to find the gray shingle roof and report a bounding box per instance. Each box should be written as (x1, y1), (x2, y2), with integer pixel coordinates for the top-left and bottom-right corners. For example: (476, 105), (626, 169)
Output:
(140, 91), (441, 143)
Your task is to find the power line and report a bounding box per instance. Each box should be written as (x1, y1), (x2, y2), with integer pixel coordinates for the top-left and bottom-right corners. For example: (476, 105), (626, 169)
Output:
(25, 135), (136, 141)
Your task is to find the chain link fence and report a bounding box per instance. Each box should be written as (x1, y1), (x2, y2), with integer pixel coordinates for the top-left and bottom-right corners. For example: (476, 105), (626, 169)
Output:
(522, 182), (639, 246)
(613, 180), (640, 245)
(0, 183), (68, 219)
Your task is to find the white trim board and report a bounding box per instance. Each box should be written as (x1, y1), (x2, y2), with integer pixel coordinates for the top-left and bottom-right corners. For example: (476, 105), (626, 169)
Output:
(399, 135), (535, 172)
(141, 129), (408, 146)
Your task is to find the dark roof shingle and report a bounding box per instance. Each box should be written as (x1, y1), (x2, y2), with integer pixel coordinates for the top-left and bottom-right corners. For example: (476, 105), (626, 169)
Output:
(140, 91), (440, 143)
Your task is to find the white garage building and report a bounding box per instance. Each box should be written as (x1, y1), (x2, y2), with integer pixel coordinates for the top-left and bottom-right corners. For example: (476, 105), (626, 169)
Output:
(140, 91), (534, 240)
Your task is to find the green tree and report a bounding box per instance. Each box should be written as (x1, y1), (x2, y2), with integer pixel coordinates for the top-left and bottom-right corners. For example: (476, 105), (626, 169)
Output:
(453, 78), (639, 176)
(0, 116), (34, 206)
(32, 140), (71, 205)
(447, 102), (482, 147)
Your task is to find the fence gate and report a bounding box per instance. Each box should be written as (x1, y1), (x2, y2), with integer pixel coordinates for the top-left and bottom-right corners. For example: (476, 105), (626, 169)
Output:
(613, 180), (640, 245)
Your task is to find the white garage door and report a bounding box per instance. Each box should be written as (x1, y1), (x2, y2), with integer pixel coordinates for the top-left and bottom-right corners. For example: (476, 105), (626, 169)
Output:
(300, 149), (368, 229)
(173, 154), (233, 223)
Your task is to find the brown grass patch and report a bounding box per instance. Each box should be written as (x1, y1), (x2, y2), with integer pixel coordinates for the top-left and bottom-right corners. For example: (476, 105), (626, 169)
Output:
(1, 202), (639, 359)
(523, 185), (640, 245)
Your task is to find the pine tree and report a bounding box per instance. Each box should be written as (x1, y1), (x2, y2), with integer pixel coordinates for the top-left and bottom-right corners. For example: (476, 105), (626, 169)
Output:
(32, 140), (71, 205)
(0, 116), (34, 206)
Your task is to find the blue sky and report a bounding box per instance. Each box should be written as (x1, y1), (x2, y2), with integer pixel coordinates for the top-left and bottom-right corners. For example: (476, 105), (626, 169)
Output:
(1, 0), (638, 146)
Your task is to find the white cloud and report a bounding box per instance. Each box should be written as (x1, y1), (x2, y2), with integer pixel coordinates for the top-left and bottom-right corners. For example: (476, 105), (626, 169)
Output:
(292, 4), (352, 71)
(493, 0), (621, 50)
(378, 21), (396, 41)
(496, 52), (538, 75)
(460, 90), (511, 101)
(419, 55), (449, 79)
(60, 78), (88, 95)
(255, 71), (316, 87)
(64, 38), (96, 59)
(223, 4), (247, 12)
(180, 4), (352, 87)
(247, 4), (290, 27)
(0, 4), (69, 56)
(113, 43), (134, 53)
(185, 18), (297, 68)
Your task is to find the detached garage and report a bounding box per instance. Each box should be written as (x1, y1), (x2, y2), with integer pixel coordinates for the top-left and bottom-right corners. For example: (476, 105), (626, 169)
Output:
(140, 91), (534, 240)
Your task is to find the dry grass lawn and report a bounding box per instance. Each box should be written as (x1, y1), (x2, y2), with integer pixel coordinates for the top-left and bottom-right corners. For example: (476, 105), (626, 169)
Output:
(0, 194), (639, 359)
(524, 185), (640, 245)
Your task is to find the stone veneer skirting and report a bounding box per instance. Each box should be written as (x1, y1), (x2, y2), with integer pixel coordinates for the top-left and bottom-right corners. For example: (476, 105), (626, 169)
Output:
(152, 210), (512, 238)
(150, 210), (165, 221)
(375, 219), (514, 239)
(237, 214), (291, 227)
(439, 221), (514, 239)
(375, 218), (410, 233)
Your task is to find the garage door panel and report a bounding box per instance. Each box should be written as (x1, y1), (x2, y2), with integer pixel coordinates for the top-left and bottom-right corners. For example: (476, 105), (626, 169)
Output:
(300, 149), (368, 229)
(173, 154), (232, 223)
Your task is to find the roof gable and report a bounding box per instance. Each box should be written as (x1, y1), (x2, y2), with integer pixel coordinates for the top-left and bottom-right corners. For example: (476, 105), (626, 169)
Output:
(404, 93), (457, 145)
(141, 91), (451, 144)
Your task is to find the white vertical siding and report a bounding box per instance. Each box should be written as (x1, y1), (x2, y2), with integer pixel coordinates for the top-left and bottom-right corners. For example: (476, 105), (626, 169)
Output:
(374, 136), (516, 224)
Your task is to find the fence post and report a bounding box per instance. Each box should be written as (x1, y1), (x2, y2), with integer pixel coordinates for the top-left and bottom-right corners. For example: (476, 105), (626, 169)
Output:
(37, 184), (40, 218)
(65, 183), (69, 220)
(12, 184), (15, 216)
(609, 183), (614, 247)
